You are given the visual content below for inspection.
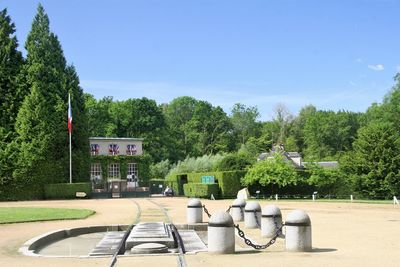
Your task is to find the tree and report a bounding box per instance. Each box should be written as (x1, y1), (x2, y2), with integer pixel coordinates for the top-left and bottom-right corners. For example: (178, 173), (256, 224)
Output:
(164, 96), (198, 159)
(242, 154), (298, 188)
(230, 103), (260, 146)
(0, 8), (24, 139)
(307, 163), (347, 196)
(0, 9), (24, 178)
(272, 103), (293, 144)
(340, 122), (400, 198)
(14, 4), (86, 188)
(190, 101), (233, 155)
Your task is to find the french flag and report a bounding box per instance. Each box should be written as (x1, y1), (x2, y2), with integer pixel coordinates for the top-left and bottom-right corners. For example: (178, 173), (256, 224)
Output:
(68, 93), (72, 134)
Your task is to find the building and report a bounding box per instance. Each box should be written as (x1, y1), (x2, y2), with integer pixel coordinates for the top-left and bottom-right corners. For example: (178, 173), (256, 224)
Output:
(89, 137), (148, 198)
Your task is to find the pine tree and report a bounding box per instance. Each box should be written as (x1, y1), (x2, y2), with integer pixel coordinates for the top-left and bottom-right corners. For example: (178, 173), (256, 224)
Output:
(14, 4), (88, 191)
(0, 8), (24, 139)
(0, 9), (24, 179)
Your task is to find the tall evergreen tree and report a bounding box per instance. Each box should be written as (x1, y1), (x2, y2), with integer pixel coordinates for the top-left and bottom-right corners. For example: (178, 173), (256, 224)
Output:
(0, 9), (24, 180)
(13, 4), (88, 191)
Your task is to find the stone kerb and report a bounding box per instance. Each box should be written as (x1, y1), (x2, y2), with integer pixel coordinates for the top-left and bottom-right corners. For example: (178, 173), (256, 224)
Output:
(208, 211), (235, 254)
(285, 210), (312, 252)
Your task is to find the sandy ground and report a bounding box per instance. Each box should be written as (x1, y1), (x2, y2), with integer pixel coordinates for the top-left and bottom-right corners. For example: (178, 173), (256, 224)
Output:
(0, 197), (399, 267)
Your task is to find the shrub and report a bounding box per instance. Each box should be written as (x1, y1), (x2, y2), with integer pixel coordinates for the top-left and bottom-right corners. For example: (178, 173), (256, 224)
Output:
(187, 170), (246, 198)
(44, 183), (92, 199)
(149, 160), (171, 179)
(167, 154), (224, 178)
(183, 183), (219, 198)
(215, 152), (254, 171)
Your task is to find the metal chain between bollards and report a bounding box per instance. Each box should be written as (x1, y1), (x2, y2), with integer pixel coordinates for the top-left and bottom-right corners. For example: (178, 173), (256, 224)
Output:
(253, 210), (261, 228)
(226, 205), (232, 213)
(234, 223), (284, 250)
(203, 204), (212, 218)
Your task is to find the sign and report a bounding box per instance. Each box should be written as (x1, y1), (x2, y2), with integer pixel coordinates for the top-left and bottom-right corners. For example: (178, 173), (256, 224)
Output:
(201, 176), (215, 184)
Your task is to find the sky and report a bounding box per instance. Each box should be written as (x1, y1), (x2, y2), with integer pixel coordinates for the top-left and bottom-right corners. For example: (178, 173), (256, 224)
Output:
(2, 0), (400, 120)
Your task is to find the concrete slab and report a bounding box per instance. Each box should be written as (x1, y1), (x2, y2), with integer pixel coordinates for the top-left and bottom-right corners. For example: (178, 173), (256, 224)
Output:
(125, 222), (175, 251)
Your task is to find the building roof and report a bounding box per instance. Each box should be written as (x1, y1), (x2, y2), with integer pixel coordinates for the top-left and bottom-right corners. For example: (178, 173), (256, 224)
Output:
(89, 137), (144, 141)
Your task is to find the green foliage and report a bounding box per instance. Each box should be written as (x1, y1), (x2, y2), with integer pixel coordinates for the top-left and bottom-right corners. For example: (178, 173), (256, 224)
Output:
(303, 110), (361, 160)
(0, 207), (94, 224)
(0, 8), (24, 140)
(149, 159), (172, 179)
(183, 170), (246, 198)
(217, 170), (247, 198)
(215, 152), (254, 171)
(230, 103), (260, 146)
(183, 183), (219, 198)
(166, 154), (224, 178)
(242, 154), (298, 187)
(306, 163), (348, 196)
(340, 122), (400, 198)
(44, 182), (92, 199)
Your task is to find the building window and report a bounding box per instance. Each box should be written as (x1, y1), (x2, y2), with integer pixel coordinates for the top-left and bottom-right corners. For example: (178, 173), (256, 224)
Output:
(90, 163), (102, 183)
(126, 144), (137, 155)
(90, 144), (100, 155)
(108, 163), (120, 179)
(108, 144), (119, 155)
(127, 163), (138, 181)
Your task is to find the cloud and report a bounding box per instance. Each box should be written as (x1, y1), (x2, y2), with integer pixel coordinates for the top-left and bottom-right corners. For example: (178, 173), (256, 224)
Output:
(368, 64), (384, 71)
(349, 81), (357, 86)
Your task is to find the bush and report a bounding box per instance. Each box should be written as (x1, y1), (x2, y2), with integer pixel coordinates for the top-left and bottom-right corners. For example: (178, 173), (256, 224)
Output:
(167, 154), (224, 178)
(218, 170), (247, 198)
(149, 160), (171, 179)
(183, 183), (219, 198)
(44, 183), (92, 199)
(187, 170), (247, 198)
(215, 152), (254, 171)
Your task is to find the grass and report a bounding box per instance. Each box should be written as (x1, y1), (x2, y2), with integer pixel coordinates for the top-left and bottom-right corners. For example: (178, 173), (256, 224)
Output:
(0, 207), (95, 224)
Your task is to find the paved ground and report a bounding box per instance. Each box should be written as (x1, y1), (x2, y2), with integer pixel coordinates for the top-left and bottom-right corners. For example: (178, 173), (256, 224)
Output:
(0, 197), (399, 267)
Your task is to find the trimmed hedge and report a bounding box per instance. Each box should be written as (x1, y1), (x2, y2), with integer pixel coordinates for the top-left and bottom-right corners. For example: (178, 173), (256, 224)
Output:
(44, 183), (92, 199)
(187, 171), (247, 198)
(183, 183), (219, 198)
(165, 173), (186, 195)
(218, 170), (247, 198)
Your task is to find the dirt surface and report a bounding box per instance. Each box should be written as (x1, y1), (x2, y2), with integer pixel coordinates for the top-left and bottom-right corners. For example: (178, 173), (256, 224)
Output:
(0, 197), (399, 267)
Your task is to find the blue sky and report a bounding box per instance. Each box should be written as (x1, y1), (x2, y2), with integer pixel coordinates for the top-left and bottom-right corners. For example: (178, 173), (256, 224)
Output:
(3, 0), (400, 120)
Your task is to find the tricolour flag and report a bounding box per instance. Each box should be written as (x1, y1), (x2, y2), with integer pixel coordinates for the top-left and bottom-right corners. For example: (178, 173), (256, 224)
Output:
(68, 93), (72, 133)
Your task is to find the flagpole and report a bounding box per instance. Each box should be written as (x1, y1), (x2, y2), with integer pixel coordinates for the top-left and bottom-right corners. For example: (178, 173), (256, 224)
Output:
(69, 127), (72, 184)
(68, 93), (72, 184)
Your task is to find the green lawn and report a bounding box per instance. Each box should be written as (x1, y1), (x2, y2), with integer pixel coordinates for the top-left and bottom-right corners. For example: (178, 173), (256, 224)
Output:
(0, 207), (95, 224)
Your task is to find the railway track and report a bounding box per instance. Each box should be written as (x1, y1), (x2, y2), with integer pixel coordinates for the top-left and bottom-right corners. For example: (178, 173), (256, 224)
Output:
(108, 199), (187, 267)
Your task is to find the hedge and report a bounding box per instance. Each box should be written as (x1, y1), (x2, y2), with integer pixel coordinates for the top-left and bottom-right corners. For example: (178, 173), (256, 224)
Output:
(187, 171), (247, 198)
(44, 183), (92, 199)
(165, 173), (186, 195)
(149, 178), (166, 194)
(183, 183), (219, 198)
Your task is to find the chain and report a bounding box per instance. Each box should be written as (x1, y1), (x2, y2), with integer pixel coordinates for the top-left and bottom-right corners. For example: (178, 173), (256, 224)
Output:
(202, 205), (211, 218)
(253, 210), (261, 228)
(272, 215), (283, 236)
(234, 223), (284, 250)
(226, 205), (232, 213)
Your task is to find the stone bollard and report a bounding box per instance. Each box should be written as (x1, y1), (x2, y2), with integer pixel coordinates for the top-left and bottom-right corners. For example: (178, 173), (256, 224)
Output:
(261, 205), (282, 238)
(187, 198), (203, 224)
(285, 210), (312, 252)
(230, 198), (246, 222)
(208, 211), (235, 254)
(244, 201), (261, 229)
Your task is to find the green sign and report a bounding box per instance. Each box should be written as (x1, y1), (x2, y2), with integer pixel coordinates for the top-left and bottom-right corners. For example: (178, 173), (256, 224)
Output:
(201, 176), (215, 184)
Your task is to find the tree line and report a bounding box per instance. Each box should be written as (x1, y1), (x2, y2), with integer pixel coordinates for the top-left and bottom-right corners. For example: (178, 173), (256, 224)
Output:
(1, 5), (399, 199)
